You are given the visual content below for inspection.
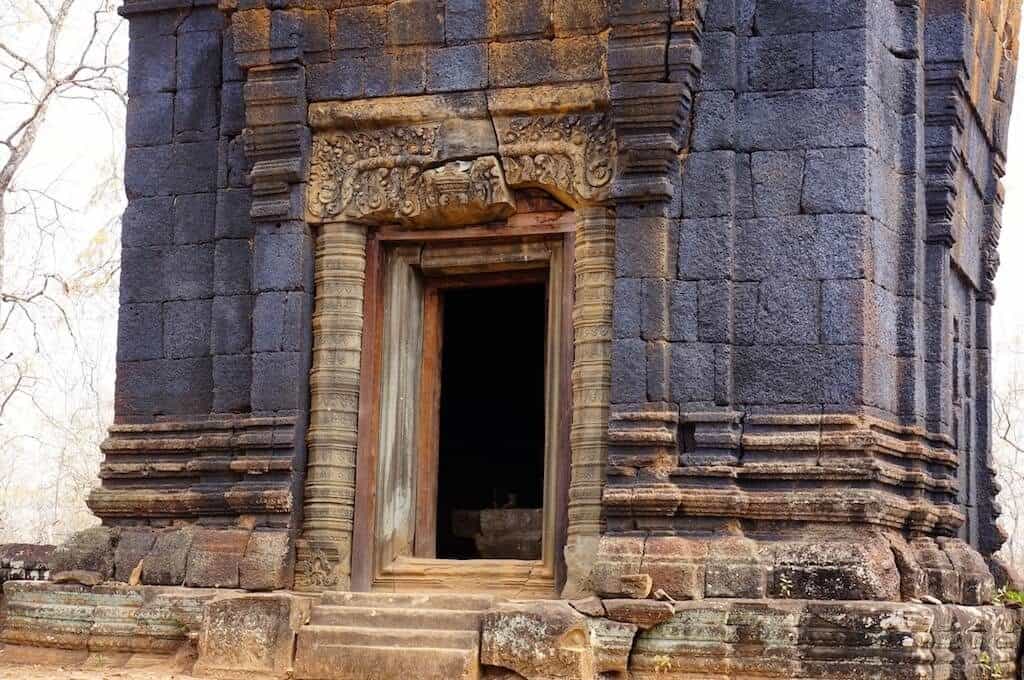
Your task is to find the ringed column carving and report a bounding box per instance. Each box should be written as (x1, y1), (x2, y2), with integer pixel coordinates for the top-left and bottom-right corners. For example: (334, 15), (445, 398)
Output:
(296, 219), (368, 592)
(564, 204), (615, 597)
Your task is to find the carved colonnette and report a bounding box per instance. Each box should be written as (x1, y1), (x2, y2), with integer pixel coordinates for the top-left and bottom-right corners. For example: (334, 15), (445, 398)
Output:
(300, 86), (617, 594)
(295, 221), (367, 591)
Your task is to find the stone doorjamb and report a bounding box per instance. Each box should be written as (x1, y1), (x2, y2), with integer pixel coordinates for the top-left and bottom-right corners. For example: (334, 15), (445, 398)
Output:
(294, 85), (617, 594)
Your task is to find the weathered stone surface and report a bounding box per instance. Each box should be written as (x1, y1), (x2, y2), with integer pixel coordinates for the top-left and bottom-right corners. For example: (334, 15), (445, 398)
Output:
(586, 618), (636, 675)
(1, 581), (217, 653)
(294, 592), (490, 680)
(141, 529), (192, 587)
(66, 2), (1024, 678)
(195, 593), (311, 679)
(51, 570), (103, 586)
(602, 599), (675, 630)
(481, 601), (594, 680)
(239, 530), (293, 592)
(185, 529), (251, 589)
(49, 527), (118, 581)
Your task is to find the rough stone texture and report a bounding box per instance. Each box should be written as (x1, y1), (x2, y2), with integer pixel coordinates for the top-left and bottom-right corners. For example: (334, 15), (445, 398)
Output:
(195, 593), (311, 679)
(48, 527), (118, 581)
(141, 528), (193, 587)
(113, 528), (156, 583)
(29, 0), (1024, 676)
(1, 581), (216, 654)
(239, 530), (293, 592)
(481, 602), (594, 680)
(184, 529), (251, 589)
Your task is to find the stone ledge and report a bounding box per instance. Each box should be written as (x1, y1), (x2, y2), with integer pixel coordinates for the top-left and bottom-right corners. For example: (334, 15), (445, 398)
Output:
(0, 581), (218, 654)
(591, 531), (999, 606)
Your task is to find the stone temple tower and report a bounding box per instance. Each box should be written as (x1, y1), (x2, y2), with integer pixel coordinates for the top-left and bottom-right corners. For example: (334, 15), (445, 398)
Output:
(3, 0), (1024, 678)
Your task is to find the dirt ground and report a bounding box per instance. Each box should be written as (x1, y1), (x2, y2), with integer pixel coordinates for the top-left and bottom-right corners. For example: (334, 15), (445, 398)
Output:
(0, 666), (200, 679)
(0, 645), (201, 679)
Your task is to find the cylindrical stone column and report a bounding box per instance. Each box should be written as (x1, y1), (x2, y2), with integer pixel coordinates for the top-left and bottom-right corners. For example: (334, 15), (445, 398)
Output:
(564, 204), (614, 597)
(296, 219), (367, 591)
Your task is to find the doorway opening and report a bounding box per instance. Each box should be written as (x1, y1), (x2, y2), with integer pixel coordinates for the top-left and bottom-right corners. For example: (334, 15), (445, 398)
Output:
(432, 282), (548, 560)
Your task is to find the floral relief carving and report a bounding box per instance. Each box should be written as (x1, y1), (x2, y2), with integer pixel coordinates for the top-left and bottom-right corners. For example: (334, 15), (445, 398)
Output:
(300, 547), (339, 588)
(308, 125), (515, 225)
(496, 113), (616, 204)
(308, 113), (617, 224)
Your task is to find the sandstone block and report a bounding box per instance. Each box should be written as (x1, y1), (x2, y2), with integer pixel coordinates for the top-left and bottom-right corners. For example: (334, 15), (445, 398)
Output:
(751, 150), (804, 217)
(239, 530), (293, 592)
(50, 527), (118, 580)
(185, 528), (251, 588)
(118, 303), (163, 362)
(214, 239), (252, 296)
(591, 536), (645, 598)
(51, 569), (103, 586)
(211, 295), (254, 355)
(163, 299), (212, 359)
(113, 528), (156, 582)
(164, 243), (214, 300)
(603, 599), (675, 630)
(481, 601), (594, 680)
(174, 192), (216, 245)
(587, 618), (636, 675)
(743, 34), (813, 91)
(252, 352), (305, 412)
(213, 354), (252, 413)
(127, 93), (174, 146)
(195, 593), (311, 679)
(641, 536), (707, 601)
(142, 528), (194, 586)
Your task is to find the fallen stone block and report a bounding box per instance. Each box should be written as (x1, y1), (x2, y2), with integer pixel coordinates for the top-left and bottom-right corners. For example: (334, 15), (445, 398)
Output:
(481, 601), (594, 680)
(50, 527), (118, 580)
(239, 529), (293, 592)
(195, 593), (312, 679)
(603, 599), (675, 630)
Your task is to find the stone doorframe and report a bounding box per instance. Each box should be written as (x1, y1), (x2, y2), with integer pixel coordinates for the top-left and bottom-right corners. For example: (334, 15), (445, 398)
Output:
(294, 85), (617, 595)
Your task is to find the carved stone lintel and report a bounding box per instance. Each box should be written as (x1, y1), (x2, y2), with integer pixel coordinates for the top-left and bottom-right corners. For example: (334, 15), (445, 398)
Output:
(495, 114), (615, 206)
(308, 129), (515, 226)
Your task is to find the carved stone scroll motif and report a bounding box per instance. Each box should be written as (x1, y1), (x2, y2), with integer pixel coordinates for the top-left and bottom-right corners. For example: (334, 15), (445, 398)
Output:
(307, 126), (515, 226)
(495, 113), (616, 205)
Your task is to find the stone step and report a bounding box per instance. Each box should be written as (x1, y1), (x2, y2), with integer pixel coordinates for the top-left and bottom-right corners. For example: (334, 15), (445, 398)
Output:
(293, 641), (479, 680)
(309, 604), (484, 631)
(319, 591), (495, 611)
(298, 624), (479, 650)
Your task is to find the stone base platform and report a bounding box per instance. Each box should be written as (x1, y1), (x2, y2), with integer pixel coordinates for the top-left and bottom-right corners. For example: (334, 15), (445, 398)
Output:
(0, 581), (1020, 679)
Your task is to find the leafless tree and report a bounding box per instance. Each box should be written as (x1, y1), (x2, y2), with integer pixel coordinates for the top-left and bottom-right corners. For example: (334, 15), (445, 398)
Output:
(994, 335), (1024, 569)
(0, 0), (125, 544)
(0, 0), (124, 285)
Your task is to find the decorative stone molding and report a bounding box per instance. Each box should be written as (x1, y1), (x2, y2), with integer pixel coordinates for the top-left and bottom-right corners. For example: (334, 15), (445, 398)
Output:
(563, 206), (614, 597)
(308, 128), (515, 225)
(494, 114), (615, 205)
(296, 220), (368, 592)
(88, 417), (298, 519)
(242, 63), (309, 222)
